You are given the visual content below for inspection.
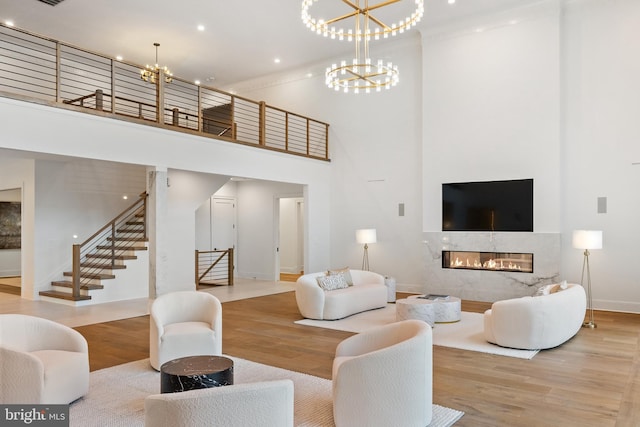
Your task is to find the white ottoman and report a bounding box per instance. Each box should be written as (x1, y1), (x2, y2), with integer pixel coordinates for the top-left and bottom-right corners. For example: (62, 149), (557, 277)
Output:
(408, 295), (462, 323)
(396, 298), (435, 326)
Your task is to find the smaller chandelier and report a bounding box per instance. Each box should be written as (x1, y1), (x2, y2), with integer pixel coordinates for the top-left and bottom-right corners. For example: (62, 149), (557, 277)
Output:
(140, 42), (173, 84)
(326, 58), (398, 93)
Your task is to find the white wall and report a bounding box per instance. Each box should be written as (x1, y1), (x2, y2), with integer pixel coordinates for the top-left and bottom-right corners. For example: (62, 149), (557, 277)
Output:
(235, 180), (303, 280)
(32, 158), (146, 297)
(231, 35), (425, 288)
(165, 169), (229, 291)
(560, 0), (640, 312)
(421, 2), (561, 232)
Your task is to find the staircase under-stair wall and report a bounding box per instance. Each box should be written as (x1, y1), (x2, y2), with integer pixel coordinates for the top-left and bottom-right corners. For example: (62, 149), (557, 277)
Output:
(39, 193), (150, 306)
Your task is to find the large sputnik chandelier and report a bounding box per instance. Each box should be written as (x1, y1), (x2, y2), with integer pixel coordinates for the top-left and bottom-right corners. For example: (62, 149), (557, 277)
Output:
(140, 42), (173, 84)
(301, 0), (424, 93)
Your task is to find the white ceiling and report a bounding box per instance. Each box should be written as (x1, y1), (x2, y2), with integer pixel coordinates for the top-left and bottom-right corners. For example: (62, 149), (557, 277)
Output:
(0, 0), (536, 87)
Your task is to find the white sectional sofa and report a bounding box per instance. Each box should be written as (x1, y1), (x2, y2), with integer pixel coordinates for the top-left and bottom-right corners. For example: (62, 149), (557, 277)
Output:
(295, 270), (388, 320)
(483, 283), (586, 350)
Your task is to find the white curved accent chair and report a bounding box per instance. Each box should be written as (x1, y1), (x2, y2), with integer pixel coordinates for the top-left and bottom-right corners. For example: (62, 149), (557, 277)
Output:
(484, 283), (586, 350)
(150, 291), (222, 371)
(332, 319), (433, 427)
(0, 314), (89, 404)
(295, 270), (387, 320)
(144, 380), (294, 427)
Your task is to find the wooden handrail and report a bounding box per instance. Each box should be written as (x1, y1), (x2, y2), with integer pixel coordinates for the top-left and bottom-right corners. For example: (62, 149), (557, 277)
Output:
(79, 192), (147, 247)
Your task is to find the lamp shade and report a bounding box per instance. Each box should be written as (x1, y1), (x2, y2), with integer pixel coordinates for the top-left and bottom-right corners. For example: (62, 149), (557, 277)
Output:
(356, 229), (377, 244)
(572, 230), (603, 250)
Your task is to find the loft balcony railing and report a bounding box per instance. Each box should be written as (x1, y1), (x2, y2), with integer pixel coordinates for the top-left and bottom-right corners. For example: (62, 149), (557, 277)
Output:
(0, 23), (329, 161)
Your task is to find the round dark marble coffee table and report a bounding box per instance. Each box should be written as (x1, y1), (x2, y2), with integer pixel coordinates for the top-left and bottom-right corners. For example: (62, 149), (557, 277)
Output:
(160, 355), (234, 393)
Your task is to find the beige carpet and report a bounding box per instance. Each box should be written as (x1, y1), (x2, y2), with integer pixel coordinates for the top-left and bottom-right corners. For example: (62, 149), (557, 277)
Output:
(70, 357), (464, 427)
(295, 305), (539, 359)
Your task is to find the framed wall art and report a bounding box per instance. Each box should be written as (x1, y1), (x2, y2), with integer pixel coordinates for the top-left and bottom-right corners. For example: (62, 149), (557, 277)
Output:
(0, 202), (21, 249)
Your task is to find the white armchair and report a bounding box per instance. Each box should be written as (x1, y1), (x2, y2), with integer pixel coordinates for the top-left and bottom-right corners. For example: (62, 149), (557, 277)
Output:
(0, 314), (89, 404)
(150, 291), (222, 371)
(332, 319), (433, 427)
(144, 380), (294, 427)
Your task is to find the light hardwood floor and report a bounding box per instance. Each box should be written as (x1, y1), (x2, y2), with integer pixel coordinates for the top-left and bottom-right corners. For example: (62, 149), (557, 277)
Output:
(72, 292), (640, 427)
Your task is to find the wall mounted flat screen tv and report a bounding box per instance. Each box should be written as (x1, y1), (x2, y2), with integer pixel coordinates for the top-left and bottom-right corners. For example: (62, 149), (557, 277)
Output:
(442, 179), (533, 232)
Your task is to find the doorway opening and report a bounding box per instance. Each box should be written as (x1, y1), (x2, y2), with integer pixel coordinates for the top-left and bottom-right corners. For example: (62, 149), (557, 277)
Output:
(277, 197), (304, 282)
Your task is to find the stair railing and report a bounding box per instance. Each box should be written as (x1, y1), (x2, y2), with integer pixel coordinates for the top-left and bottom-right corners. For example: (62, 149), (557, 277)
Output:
(195, 248), (234, 287)
(70, 192), (148, 299)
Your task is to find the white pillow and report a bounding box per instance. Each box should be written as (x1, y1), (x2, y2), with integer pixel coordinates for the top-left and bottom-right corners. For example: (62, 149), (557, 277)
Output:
(533, 284), (554, 296)
(316, 274), (349, 291)
(328, 267), (353, 286)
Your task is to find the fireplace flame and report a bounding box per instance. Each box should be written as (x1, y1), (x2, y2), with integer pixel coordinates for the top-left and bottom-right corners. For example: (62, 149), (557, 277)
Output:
(450, 257), (524, 271)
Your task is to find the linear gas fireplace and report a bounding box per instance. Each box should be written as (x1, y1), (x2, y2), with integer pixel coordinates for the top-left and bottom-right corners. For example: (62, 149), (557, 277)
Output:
(442, 251), (533, 273)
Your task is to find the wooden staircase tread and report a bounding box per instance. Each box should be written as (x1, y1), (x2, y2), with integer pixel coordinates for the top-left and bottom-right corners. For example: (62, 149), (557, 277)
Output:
(107, 237), (149, 242)
(86, 254), (138, 260)
(63, 271), (116, 280)
(39, 290), (91, 301)
(51, 281), (104, 290)
(96, 245), (147, 251)
(79, 263), (127, 269)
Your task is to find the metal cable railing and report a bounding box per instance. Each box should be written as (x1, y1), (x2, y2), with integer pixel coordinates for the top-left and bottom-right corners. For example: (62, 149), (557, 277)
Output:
(196, 249), (234, 287)
(0, 23), (330, 161)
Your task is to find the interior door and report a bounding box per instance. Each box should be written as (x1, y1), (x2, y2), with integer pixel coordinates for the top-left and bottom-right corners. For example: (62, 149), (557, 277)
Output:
(212, 197), (236, 270)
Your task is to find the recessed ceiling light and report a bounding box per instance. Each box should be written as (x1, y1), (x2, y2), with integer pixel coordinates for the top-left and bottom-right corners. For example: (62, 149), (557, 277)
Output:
(116, 55), (123, 61)
(274, 58), (281, 64)
(306, 72), (313, 78)
(475, 28), (484, 33)
(509, 20), (518, 25)
(194, 80), (201, 85)
(448, 0), (455, 4)
(122, 195), (128, 200)
(5, 20), (14, 27)
(197, 24), (205, 31)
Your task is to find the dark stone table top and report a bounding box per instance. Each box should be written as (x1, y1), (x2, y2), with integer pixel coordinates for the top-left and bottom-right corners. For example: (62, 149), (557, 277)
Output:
(160, 355), (234, 393)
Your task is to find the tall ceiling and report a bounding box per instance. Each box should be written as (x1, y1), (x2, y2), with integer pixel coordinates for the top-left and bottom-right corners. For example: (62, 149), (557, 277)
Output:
(0, 0), (537, 88)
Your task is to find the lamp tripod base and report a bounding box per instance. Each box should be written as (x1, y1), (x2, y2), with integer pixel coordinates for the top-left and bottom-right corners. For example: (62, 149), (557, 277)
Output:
(582, 320), (597, 329)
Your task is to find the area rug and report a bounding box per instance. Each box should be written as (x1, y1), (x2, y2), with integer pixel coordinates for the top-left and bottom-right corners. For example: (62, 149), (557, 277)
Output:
(70, 357), (464, 427)
(295, 305), (539, 359)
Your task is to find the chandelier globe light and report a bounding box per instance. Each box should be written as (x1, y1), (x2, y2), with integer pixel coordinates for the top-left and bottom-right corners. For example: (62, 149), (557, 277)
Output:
(302, 0), (423, 94)
(140, 42), (173, 84)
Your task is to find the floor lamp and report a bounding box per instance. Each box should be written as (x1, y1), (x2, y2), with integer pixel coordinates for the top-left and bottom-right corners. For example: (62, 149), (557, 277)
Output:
(572, 230), (603, 329)
(356, 229), (376, 271)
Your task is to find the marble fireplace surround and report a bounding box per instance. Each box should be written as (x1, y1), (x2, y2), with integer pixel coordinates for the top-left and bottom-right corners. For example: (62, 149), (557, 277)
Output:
(423, 232), (561, 303)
